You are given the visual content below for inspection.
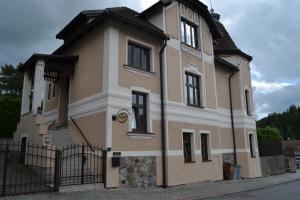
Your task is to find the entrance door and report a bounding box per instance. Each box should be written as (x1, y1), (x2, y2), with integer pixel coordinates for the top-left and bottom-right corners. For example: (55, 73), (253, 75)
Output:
(20, 137), (27, 164)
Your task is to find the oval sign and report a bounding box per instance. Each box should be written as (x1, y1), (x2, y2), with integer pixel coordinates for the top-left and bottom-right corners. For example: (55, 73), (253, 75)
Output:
(117, 112), (128, 123)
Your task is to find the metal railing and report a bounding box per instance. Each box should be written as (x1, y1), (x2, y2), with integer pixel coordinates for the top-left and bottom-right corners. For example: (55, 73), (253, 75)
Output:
(70, 117), (94, 152)
(0, 141), (105, 197)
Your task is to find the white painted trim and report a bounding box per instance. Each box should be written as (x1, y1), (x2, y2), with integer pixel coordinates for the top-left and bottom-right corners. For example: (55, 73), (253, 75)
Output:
(181, 129), (196, 162)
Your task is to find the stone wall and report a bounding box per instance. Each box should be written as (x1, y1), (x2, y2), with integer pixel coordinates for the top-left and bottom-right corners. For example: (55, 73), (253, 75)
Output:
(119, 156), (156, 188)
(260, 155), (286, 176)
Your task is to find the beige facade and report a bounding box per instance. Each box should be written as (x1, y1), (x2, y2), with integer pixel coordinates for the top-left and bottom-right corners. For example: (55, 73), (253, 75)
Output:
(15, 0), (261, 189)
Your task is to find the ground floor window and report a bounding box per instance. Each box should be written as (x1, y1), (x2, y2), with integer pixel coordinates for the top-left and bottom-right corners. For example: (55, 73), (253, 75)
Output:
(183, 132), (194, 163)
(249, 133), (256, 158)
(201, 133), (211, 162)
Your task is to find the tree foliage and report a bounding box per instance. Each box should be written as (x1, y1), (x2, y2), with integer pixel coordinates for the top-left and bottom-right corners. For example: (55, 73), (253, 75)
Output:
(257, 126), (283, 141)
(0, 64), (24, 138)
(257, 105), (300, 140)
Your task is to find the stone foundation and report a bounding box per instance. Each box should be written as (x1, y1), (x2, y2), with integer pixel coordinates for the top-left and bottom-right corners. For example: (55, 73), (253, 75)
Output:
(119, 156), (156, 188)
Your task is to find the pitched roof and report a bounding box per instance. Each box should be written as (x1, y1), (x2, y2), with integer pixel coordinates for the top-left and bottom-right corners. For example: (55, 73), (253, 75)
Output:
(140, 0), (221, 39)
(56, 7), (166, 42)
(214, 20), (252, 61)
(214, 56), (239, 72)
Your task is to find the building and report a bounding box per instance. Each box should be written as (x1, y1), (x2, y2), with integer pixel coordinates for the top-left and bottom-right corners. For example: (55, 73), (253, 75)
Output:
(14, 0), (262, 188)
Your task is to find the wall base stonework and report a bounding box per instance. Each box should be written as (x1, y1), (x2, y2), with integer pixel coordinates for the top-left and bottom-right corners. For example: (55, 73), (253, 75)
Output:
(119, 156), (156, 188)
(260, 155), (286, 176)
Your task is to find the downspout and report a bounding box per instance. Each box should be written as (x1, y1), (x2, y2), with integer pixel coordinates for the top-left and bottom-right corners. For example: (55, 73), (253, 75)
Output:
(228, 71), (237, 165)
(159, 36), (169, 188)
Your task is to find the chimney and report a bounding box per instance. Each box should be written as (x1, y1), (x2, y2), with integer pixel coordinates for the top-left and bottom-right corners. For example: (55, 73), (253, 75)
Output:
(210, 8), (220, 21)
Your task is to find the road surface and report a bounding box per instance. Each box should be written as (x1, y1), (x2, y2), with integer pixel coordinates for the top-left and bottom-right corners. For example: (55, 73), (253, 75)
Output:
(204, 179), (300, 200)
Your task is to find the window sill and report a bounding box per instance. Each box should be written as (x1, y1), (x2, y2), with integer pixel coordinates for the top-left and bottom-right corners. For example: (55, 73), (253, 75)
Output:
(181, 42), (200, 51)
(187, 104), (205, 109)
(128, 132), (155, 139)
(123, 65), (156, 77)
(184, 161), (196, 164)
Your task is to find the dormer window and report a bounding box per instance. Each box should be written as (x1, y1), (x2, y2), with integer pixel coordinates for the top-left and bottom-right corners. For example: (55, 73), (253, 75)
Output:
(181, 18), (199, 49)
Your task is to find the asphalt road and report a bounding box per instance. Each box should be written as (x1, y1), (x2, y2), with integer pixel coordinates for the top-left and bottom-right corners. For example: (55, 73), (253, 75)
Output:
(205, 179), (300, 200)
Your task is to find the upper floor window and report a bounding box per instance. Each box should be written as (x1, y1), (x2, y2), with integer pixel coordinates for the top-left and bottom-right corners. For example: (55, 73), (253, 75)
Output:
(128, 42), (150, 72)
(181, 18), (198, 49)
(132, 92), (147, 133)
(245, 90), (251, 116)
(185, 72), (201, 107)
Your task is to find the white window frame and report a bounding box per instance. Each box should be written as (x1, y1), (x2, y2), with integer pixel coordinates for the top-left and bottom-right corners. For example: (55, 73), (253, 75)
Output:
(183, 66), (206, 108)
(200, 130), (212, 161)
(182, 129), (196, 163)
(125, 36), (155, 73)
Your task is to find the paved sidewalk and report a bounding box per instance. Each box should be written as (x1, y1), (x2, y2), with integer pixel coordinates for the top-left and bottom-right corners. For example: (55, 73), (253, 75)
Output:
(1, 171), (300, 200)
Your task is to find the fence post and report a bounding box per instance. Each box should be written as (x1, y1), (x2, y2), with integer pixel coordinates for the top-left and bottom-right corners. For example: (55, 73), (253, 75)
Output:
(102, 150), (107, 188)
(54, 149), (61, 192)
(81, 145), (85, 184)
(1, 142), (9, 196)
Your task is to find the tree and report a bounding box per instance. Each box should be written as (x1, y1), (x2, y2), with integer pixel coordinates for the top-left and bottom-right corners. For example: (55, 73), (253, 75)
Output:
(257, 105), (300, 139)
(257, 126), (282, 141)
(0, 63), (24, 96)
(0, 63), (24, 138)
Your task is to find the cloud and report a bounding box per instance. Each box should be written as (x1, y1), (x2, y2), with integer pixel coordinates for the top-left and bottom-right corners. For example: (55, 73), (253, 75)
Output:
(252, 81), (294, 94)
(0, 0), (299, 119)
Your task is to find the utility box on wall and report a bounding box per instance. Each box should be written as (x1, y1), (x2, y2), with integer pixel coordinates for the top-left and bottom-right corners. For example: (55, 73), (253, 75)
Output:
(112, 152), (121, 167)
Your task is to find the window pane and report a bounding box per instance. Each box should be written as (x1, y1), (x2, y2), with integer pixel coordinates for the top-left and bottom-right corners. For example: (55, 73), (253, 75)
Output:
(186, 24), (192, 46)
(188, 75), (193, 85)
(194, 88), (199, 106)
(128, 44), (132, 65)
(134, 47), (141, 67)
(201, 134), (208, 161)
(141, 49), (149, 70)
(183, 133), (192, 162)
(132, 107), (137, 129)
(138, 95), (144, 105)
(181, 21), (185, 43)
(189, 87), (194, 104)
(52, 83), (56, 98)
(132, 94), (137, 104)
(191, 26), (195, 47)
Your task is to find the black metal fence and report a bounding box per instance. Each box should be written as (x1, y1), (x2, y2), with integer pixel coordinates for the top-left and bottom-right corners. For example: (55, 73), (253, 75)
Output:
(0, 141), (105, 197)
(60, 144), (103, 186)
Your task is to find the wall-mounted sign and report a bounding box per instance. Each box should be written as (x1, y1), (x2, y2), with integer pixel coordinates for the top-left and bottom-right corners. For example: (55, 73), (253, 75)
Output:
(116, 110), (129, 123)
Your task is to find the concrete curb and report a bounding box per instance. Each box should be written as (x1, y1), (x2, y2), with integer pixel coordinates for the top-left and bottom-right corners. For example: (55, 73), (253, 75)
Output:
(194, 176), (300, 200)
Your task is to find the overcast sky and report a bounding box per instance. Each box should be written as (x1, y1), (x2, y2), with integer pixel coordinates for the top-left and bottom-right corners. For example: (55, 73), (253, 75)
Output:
(0, 0), (299, 119)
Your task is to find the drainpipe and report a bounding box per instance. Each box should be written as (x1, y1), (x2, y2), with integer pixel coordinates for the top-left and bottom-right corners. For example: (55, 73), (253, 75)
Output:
(159, 36), (169, 188)
(228, 71), (237, 165)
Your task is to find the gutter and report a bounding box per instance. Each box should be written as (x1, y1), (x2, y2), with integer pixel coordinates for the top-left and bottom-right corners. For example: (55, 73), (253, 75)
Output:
(159, 36), (169, 188)
(228, 71), (237, 165)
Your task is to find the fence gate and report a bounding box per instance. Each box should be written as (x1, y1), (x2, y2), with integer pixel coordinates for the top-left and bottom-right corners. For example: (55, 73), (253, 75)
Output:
(0, 141), (57, 196)
(60, 144), (103, 186)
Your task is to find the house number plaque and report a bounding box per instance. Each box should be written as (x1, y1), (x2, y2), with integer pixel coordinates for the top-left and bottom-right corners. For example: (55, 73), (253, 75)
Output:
(116, 109), (129, 124)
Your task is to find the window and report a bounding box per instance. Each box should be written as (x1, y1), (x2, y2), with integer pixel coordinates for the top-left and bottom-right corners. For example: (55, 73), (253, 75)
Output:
(186, 72), (201, 107)
(128, 42), (150, 71)
(132, 92), (147, 133)
(183, 132), (193, 163)
(201, 133), (211, 162)
(249, 134), (256, 158)
(181, 18), (198, 48)
(47, 82), (52, 100)
(47, 82), (57, 101)
(245, 90), (251, 115)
